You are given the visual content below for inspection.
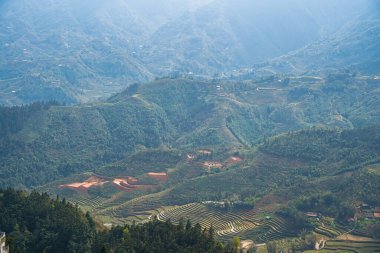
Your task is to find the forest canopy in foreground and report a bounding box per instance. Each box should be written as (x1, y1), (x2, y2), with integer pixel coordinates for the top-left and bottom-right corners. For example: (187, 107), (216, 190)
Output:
(0, 189), (236, 253)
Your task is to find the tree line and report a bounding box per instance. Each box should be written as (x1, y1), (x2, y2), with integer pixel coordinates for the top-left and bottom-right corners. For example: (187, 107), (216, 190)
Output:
(0, 189), (237, 253)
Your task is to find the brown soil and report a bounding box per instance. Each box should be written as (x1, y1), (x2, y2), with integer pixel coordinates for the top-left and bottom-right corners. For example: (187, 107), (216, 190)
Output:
(147, 172), (169, 182)
(113, 178), (156, 192)
(60, 176), (107, 192)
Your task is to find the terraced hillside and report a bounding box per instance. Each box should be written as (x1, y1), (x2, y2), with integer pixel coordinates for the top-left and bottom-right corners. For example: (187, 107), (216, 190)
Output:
(153, 202), (298, 243)
(323, 240), (380, 253)
(305, 240), (380, 253)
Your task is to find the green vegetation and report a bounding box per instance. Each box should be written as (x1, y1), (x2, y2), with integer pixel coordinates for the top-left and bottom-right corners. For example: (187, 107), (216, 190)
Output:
(0, 75), (380, 251)
(93, 219), (235, 253)
(0, 189), (236, 253)
(1, 75), (380, 189)
(0, 189), (96, 253)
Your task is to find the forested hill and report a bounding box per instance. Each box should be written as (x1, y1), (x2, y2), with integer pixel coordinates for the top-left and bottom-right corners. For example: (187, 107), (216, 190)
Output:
(0, 189), (235, 253)
(0, 75), (380, 189)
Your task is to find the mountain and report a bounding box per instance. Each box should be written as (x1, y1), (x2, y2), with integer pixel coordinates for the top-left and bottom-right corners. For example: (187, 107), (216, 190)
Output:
(262, 3), (380, 74)
(1, 74), (380, 189)
(142, 0), (369, 76)
(0, 0), (374, 105)
(0, 0), (213, 105)
(1, 1), (380, 250)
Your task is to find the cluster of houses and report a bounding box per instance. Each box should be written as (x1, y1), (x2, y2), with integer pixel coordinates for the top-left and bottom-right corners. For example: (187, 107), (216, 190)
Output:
(0, 232), (8, 253)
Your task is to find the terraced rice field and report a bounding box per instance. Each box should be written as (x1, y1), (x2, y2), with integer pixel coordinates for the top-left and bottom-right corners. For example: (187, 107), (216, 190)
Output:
(323, 240), (380, 253)
(306, 240), (380, 253)
(155, 202), (297, 242)
(315, 225), (345, 238)
(72, 195), (108, 211)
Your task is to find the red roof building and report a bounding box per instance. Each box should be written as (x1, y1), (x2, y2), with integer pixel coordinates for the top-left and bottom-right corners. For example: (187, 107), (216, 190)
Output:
(374, 213), (380, 218)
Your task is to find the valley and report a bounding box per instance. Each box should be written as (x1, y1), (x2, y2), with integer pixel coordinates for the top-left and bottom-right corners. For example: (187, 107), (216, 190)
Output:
(1, 73), (379, 252)
(1, 1), (380, 252)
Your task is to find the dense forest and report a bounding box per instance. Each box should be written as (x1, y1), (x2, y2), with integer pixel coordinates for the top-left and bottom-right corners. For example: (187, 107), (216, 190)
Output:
(0, 189), (96, 252)
(93, 219), (236, 253)
(0, 189), (235, 253)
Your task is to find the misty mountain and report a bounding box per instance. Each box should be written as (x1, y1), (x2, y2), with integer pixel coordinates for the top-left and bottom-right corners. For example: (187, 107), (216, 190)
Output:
(0, 0), (375, 105)
(263, 3), (380, 74)
(142, 0), (369, 76)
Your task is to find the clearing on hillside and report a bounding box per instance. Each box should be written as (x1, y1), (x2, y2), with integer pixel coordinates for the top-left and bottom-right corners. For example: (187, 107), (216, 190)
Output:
(147, 172), (169, 182)
(112, 178), (156, 192)
(60, 176), (107, 192)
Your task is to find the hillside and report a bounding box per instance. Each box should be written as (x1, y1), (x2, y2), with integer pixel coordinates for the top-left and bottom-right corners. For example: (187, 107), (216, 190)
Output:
(35, 125), (380, 248)
(1, 75), (380, 189)
(97, 126), (380, 217)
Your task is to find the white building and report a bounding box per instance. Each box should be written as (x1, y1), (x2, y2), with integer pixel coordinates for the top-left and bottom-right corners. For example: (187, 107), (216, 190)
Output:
(0, 232), (9, 253)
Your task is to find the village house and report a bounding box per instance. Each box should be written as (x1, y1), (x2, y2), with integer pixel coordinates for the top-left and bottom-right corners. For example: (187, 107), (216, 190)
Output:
(0, 232), (9, 253)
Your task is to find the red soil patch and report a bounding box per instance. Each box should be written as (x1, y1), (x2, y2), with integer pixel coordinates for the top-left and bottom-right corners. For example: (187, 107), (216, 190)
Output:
(60, 176), (107, 192)
(147, 172), (169, 182)
(112, 178), (156, 192)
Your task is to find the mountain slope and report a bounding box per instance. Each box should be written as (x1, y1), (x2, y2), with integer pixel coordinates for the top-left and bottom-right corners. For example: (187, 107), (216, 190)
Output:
(1, 75), (380, 188)
(99, 126), (380, 225)
(263, 4), (380, 74)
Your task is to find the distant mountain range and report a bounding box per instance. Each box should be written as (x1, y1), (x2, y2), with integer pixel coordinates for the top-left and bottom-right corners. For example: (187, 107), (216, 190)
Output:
(0, 0), (377, 105)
